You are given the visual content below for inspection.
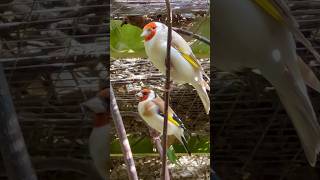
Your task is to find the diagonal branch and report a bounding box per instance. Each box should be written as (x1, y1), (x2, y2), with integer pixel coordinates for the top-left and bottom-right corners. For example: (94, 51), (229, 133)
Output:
(172, 27), (210, 45)
(110, 84), (138, 180)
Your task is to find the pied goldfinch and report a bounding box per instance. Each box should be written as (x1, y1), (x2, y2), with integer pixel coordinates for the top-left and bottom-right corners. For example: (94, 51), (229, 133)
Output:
(136, 88), (191, 154)
(87, 89), (111, 180)
(141, 22), (210, 114)
(89, 113), (110, 180)
(213, 0), (320, 166)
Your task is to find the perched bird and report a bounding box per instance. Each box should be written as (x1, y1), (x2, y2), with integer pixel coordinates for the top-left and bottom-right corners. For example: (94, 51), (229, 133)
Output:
(141, 22), (210, 114)
(89, 113), (110, 180)
(85, 88), (111, 180)
(213, 0), (320, 166)
(136, 88), (191, 154)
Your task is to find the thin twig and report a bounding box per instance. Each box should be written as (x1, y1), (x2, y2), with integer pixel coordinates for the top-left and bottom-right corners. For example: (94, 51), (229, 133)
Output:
(110, 84), (138, 180)
(172, 27), (210, 45)
(162, 0), (172, 179)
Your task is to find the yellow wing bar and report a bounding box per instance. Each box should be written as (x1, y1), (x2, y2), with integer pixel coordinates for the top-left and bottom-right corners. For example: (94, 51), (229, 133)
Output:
(253, 0), (283, 22)
(172, 42), (201, 69)
(181, 52), (201, 69)
(168, 115), (180, 127)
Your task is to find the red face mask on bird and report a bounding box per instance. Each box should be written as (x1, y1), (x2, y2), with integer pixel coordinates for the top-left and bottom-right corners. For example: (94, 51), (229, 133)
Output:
(135, 89), (155, 102)
(141, 22), (157, 41)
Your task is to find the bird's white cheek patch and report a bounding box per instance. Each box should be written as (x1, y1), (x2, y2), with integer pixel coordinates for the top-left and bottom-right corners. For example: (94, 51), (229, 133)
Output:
(272, 49), (281, 62)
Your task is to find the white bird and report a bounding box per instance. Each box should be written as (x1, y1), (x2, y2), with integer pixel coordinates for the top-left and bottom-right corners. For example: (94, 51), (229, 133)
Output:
(89, 113), (110, 180)
(141, 22), (210, 114)
(136, 88), (191, 154)
(213, 0), (320, 166)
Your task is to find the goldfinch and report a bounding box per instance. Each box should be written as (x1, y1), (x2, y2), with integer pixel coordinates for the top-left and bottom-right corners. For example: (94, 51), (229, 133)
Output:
(136, 88), (191, 154)
(89, 113), (110, 180)
(141, 22), (210, 114)
(213, 0), (320, 166)
(86, 89), (111, 179)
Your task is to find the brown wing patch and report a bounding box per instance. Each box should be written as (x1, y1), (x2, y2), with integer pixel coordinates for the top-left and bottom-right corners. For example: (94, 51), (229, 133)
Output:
(152, 97), (180, 127)
(143, 101), (157, 116)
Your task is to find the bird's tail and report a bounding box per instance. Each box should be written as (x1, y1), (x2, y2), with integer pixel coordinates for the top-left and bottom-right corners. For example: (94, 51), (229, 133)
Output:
(264, 67), (320, 166)
(180, 135), (191, 155)
(193, 81), (210, 114)
(297, 56), (320, 93)
(176, 128), (191, 155)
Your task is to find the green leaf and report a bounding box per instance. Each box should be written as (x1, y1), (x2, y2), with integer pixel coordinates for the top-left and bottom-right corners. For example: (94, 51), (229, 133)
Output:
(167, 145), (179, 164)
(110, 20), (147, 58)
(189, 16), (210, 58)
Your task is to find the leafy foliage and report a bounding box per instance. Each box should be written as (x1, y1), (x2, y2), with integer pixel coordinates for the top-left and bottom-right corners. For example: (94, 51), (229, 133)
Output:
(110, 135), (210, 154)
(110, 20), (146, 58)
(167, 145), (179, 164)
(189, 16), (210, 58)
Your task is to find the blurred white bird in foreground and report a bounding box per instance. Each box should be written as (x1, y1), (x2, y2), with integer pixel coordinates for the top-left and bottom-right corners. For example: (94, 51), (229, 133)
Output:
(89, 113), (110, 180)
(84, 88), (110, 179)
(214, 0), (320, 166)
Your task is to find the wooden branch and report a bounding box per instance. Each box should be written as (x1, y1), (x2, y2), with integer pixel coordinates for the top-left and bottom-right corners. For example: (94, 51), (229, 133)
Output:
(161, 0), (172, 179)
(110, 84), (138, 180)
(172, 27), (210, 45)
(0, 63), (38, 180)
(149, 129), (171, 180)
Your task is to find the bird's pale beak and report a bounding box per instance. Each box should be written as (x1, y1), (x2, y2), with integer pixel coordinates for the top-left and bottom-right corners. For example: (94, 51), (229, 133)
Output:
(140, 29), (149, 37)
